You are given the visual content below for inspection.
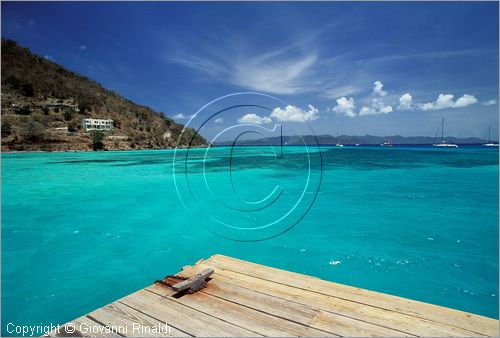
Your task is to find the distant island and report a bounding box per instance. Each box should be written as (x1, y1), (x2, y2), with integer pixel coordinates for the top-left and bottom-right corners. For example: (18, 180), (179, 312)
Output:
(1, 39), (206, 152)
(214, 134), (488, 146)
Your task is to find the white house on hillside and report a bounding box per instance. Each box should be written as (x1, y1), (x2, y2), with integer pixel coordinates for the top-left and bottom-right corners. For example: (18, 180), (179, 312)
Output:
(81, 118), (114, 132)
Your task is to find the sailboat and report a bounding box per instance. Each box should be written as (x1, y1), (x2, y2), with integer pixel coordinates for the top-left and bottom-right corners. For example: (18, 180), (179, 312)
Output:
(481, 125), (499, 147)
(433, 118), (458, 148)
(335, 130), (344, 147)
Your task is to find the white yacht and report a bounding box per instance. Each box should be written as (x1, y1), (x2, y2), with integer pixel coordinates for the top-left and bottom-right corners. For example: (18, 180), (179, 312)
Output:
(335, 131), (344, 147)
(433, 118), (458, 148)
(481, 125), (499, 147)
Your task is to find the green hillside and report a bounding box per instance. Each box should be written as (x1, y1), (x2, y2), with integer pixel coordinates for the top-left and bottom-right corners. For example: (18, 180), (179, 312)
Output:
(1, 39), (206, 151)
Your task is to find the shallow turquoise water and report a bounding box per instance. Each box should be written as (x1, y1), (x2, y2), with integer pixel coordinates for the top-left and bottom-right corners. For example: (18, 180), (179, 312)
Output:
(2, 145), (499, 334)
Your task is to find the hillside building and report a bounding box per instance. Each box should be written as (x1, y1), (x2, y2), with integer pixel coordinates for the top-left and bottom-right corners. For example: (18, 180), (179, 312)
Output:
(81, 118), (114, 132)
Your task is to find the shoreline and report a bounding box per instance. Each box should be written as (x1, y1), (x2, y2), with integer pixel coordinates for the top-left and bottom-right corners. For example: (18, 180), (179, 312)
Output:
(1, 143), (497, 155)
(0, 145), (210, 154)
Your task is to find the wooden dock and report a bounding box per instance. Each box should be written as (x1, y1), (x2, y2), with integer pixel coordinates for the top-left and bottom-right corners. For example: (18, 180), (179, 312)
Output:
(50, 254), (498, 337)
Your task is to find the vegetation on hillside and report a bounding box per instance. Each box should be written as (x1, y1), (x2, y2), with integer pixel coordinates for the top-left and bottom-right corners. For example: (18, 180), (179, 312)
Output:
(1, 39), (206, 151)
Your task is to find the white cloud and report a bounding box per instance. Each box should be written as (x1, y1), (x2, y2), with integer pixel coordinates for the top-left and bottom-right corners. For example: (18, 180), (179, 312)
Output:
(398, 93), (412, 110)
(358, 81), (392, 116)
(359, 105), (392, 116)
(419, 93), (478, 111)
(373, 80), (387, 97)
(358, 106), (377, 116)
(332, 97), (356, 118)
(80, 45), (87, 51)
(454, 94), (478, 108)
(44, 55), (55, 61)
(483, 100), (497, 106)
(270, 104), (319, 122)
(173, 113), (192, 120)
(379, 105), (393, 114)
(237, 113), (272, 125)
(214, 118), (224, 124)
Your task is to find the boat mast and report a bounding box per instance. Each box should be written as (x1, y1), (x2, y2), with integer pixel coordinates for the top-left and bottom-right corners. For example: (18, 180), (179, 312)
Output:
(482, 125), (492, 144)
(441, 117), (444, 142)
(280, 124), (283, 158)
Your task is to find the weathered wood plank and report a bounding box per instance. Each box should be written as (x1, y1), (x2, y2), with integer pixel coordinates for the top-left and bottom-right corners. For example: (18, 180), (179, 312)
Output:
(203, 279), (412, 337)
(205, 254), (499, 336)
(118, 288), (261, 337)
(179, 258), (495, 337)
(151, 275), (408, 337)
(147, 283), (334, 337)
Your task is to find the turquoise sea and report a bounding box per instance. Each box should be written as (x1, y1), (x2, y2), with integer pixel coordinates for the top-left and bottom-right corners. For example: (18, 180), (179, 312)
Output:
(2, 145), (499, 334)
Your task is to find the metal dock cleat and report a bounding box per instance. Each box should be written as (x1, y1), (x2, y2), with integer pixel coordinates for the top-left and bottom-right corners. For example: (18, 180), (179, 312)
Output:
(157, 268), (214, 294)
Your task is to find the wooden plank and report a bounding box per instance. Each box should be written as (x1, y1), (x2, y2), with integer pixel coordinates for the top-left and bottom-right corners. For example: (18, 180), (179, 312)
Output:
(147, 283), (335, 337)
(179, 258), (496, 337)
(199, 262), (492, 337)
(118, 288), (261, 337)
(150, 277), (408, 337)
(179, 262), (474, 336)
(205, 254), (499, 336)
(87, 302), (190, 337)
(148, 280), (320, 326)
(202, 279), (412, 337)
(311, 310), (414, 337)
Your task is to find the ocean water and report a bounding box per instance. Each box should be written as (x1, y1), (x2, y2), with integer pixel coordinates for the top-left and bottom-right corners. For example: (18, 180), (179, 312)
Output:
(2, 145), (499, 334)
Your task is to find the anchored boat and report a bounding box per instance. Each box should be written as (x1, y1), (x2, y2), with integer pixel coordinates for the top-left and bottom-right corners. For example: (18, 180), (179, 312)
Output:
(481, 125), (499, 147)
(433, 118), (458, 148)
(335, 130), (344, 147)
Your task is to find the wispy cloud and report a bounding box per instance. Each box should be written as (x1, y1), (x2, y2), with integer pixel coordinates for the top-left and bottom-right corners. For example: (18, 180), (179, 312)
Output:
(322, 85), (360, 99)
(232, 54), (317, 95)
(482, 99), (497, 106)
(162, 27), (327, 95)
(168, 49), (318, 95)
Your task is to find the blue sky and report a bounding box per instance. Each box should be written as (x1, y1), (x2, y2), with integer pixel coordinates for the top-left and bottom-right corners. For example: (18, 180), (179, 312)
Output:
(2, 2), (498, 139)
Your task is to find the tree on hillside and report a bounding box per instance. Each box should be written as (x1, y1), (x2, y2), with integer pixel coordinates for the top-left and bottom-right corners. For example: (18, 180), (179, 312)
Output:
(68, 121), (78, 132)
(1, 121), (12, 137)
(15, 106), (32, 115)
(19, 120), (45, 142)
(21, 83), (34, 97)
(63, 109), (74, 121)
(91, 130), (104, 151)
